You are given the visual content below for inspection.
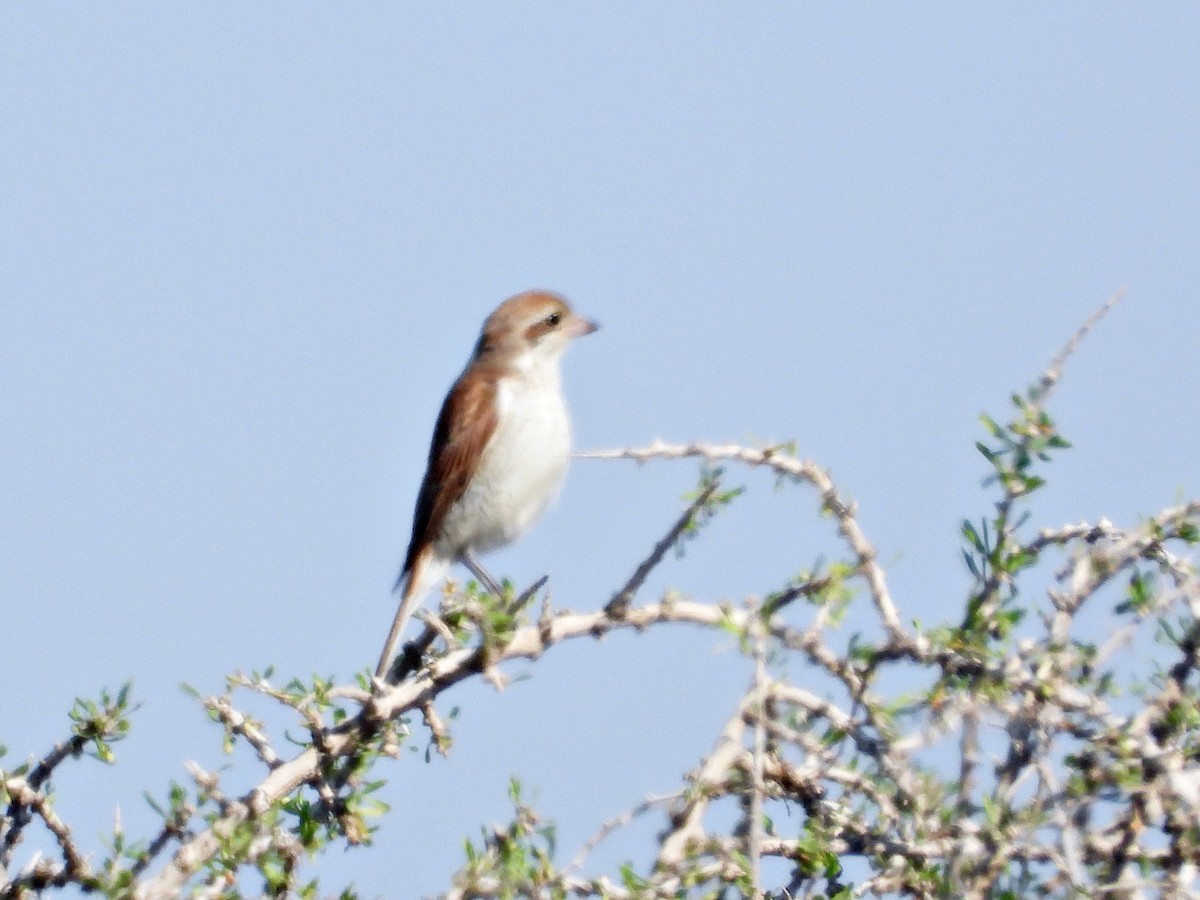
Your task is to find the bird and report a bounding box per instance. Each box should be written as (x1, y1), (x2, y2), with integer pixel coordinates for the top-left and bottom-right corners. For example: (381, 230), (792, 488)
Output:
(375, 289), (598, 680)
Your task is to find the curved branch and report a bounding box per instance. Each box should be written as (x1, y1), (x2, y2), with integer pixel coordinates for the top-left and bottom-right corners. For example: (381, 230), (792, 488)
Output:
(577, 441), (910, 648)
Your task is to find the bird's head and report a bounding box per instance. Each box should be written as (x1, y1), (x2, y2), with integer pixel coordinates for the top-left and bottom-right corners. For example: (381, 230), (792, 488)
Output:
(474, 290), (599, 368)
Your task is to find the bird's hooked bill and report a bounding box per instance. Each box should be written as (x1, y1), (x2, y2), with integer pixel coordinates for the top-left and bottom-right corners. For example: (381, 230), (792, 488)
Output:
(571, 317), (601, 338)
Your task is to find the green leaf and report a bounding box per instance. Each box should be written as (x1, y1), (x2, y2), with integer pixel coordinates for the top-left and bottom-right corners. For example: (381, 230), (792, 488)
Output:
(961, 519), (984, 552)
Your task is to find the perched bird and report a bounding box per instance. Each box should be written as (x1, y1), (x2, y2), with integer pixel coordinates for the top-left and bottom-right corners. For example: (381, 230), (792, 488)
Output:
(375, 290), (598, 679)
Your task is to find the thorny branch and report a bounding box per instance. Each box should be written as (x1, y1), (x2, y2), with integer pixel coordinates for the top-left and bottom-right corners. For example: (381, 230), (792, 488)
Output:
(5, 292), (1200, 898)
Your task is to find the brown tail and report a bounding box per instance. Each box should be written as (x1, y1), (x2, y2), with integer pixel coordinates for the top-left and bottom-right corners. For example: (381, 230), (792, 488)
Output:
(374, 548), (446, 680)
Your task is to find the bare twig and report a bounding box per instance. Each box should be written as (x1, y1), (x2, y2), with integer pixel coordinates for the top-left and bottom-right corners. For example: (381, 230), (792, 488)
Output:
(1, 779), (94, 888)
(748, 614), (767, 898)
(509, 574), (549, 615)
(0, 735), (87, 869)
(1035, 288), (1125, 402)
(565, 792), (681, 875)
(604, 479), (719, 618)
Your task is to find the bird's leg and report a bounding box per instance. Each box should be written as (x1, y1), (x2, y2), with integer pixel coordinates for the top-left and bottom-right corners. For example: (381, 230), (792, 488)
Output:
(462, 551), (505, 597)
(462, 552), (547, 612)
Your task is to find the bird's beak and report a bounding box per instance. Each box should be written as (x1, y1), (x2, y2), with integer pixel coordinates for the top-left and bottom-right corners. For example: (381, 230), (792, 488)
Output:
(570, 316), (600, 338)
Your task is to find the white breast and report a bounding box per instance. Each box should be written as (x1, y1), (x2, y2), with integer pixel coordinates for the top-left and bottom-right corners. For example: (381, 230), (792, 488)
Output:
(436, 362), (571, 557)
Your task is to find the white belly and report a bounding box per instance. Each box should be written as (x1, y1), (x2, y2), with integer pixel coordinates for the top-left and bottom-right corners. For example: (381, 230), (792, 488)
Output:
(436, 373), (571, 558)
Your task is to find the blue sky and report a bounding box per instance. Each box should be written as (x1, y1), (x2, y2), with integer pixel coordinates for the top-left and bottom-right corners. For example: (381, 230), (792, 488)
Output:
(2, 6), (1198, 897)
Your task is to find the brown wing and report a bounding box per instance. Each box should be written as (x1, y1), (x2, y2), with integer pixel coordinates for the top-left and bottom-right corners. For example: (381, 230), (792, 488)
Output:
(397, 367), (499, 586)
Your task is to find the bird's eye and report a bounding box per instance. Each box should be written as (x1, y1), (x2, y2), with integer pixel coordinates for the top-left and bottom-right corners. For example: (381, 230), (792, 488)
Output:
(545, 311), (562, 327)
